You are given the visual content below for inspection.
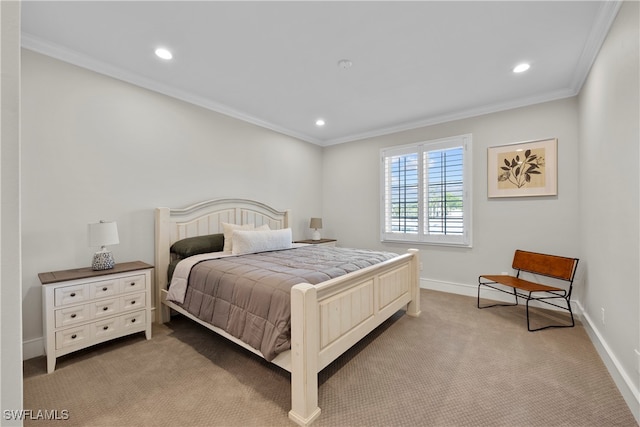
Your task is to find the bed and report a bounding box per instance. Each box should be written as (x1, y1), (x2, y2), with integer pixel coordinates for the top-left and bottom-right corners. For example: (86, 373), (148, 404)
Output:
(154, 198), (421, 426)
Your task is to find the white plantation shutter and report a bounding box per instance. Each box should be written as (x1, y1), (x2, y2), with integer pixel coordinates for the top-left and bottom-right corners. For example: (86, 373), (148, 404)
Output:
(383, 145), (421, 238)
(381, 134), (472, 247)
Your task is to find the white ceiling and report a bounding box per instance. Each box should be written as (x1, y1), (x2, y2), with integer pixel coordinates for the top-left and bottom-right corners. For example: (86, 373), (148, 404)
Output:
(21, 1), (621, 146)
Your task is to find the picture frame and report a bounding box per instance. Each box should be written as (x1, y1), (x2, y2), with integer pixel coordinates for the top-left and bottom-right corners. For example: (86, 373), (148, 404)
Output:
(487, 138), (557, 198)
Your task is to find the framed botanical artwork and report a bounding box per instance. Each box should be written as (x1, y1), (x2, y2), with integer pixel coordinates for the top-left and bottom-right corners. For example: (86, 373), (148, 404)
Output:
(487, 138), (557, 198)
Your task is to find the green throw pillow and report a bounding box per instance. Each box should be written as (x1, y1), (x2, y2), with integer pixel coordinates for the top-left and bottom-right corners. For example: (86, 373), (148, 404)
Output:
(170, 233), (225, 258)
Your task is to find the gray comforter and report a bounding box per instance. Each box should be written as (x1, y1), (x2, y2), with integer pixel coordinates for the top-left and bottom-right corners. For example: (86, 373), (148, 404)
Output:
(176, 246), (397, 361)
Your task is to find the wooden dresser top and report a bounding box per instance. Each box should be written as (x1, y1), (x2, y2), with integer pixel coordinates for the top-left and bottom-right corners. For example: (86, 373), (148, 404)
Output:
(38, 261), (153, 284)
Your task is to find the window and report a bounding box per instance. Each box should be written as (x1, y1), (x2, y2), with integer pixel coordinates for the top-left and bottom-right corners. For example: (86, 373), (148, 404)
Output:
(381, 134), (472, 246)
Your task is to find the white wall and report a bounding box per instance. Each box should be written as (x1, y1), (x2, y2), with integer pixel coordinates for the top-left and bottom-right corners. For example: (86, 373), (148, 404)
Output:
(20, 50), (323, 349)
(322, 97), (581, 291)
(578, 0), (639, 420)
(322, 1), (639, 419)
(1, 0), (24, 423)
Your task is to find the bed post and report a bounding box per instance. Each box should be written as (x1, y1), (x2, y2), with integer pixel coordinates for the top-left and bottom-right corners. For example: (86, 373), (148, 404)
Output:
(154, 207), (171, 323)
(407, 248), (421, 317)
(283, 209), (292, 230)
(289, 283), (321, 426)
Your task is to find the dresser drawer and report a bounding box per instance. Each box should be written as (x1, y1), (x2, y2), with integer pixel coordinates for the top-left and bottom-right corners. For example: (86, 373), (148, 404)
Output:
(55, 304), (91, 328)
(55, 325), (90, 350)
(92, 316), (121, 340)
(120, 292), (145, 312)
(92, 298), (119, 319)
(120, 275), (146, 293)
(122, 310), (146, 332)
(54, 284), (87, 307)
(89, 278), (119, 299)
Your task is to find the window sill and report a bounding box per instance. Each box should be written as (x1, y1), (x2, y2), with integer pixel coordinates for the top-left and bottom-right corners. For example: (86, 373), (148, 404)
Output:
(381, 239), (472, 248)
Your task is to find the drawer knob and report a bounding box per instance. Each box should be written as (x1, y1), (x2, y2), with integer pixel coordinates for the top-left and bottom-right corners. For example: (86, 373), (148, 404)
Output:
(102, 287), (108, 291)
(131, 318), (136, 323)
(70, 292), (76, 297)
(71, 334), (77, 339)
(129, 282), (135, 286)
(103, 326), (109, 331)
(70, 314), (77, 318)
(131, 301), (135, 305)
(102, 306), (108, 311)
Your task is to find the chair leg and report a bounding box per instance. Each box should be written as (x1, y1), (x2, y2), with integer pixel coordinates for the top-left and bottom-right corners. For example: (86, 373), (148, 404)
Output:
(527, 297), (575, 332)
(477, 280), (519, 309)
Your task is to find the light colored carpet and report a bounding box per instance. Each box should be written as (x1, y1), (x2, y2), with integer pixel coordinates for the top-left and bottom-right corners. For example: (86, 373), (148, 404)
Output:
(23, 289), (637, 426)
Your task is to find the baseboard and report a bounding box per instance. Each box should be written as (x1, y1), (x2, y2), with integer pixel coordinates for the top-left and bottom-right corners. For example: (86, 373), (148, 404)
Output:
(23, 336), (44, 360)
(421, 277), (640, 425)
(421, 277), (578, 311)
(421, 277), (478, 296)
(575, 300), (640, 425)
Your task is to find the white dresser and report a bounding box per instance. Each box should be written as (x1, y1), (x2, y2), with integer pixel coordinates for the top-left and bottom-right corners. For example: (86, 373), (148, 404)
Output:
(39, 261), (153, 373)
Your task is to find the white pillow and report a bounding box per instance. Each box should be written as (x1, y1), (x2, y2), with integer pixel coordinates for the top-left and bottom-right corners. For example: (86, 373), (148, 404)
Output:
(221, 222), (271, 252)
(231, 228), (292, 255)
(222, 223), (254, 252)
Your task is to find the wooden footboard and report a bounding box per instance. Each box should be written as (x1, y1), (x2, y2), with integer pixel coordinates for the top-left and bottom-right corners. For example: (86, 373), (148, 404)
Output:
(159, 246), (420, 426)
(289, 249), (420, 426)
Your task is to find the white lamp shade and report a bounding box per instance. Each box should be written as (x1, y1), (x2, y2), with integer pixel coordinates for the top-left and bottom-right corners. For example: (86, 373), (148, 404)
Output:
(88, 221), (119, 248)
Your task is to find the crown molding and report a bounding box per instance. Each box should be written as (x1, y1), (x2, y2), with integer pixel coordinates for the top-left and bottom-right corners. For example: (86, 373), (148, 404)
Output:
(21, 32), (323, 146)
(22, 0), (620, 149)
(569, 0), (622, 94)
(321, 88), (577, 146)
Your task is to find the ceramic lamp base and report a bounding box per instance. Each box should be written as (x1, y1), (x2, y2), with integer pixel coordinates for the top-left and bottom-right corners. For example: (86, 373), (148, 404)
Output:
(92, 251), (115, 271)
(312, 230), (321, 241)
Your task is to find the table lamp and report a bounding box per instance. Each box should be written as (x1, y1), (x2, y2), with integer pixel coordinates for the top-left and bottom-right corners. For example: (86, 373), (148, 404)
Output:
(309, 217), (323, 241)
(88, 220), (119, 270)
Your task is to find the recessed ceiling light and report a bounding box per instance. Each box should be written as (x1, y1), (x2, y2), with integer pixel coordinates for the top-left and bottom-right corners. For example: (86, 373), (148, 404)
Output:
(513, 63), (530, 73)
(155, 47), (173, 60)
(315, 119), (326, 127)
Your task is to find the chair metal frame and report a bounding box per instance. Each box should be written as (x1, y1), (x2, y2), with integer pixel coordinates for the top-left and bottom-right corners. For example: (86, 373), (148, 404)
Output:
(477, 250), (579, 331)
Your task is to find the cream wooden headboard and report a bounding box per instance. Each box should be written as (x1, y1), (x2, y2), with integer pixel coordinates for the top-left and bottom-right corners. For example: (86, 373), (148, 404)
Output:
(154, 198), (291, 312)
